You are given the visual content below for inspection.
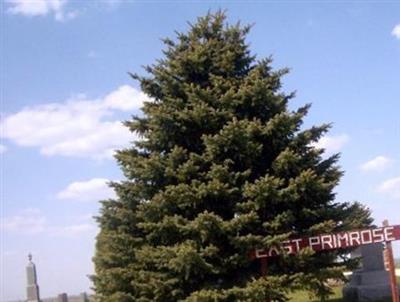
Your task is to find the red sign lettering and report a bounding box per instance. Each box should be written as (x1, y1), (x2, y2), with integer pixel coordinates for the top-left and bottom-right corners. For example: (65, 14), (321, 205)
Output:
(251, 225), (400, 259)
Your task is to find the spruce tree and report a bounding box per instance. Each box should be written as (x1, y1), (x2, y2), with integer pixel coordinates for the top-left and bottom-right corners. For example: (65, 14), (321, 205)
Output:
(93, 12), (372, 302)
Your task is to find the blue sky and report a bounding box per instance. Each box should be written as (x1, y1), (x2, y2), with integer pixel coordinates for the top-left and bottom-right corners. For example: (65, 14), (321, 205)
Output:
(1, 1), (399, 301)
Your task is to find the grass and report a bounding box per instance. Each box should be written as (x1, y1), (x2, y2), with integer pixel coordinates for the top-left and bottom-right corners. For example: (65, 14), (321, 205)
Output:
(288, 286), (341, 302)
(288, 287), (395, 302)
(288, 276), (400, 302)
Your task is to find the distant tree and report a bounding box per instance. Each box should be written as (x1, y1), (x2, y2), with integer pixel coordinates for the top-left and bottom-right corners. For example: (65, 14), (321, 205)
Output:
(92, 12), (372, 302)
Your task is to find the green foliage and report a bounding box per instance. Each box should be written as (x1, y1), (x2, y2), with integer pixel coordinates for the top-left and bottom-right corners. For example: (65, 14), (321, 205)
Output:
(93, 11), (372, 301)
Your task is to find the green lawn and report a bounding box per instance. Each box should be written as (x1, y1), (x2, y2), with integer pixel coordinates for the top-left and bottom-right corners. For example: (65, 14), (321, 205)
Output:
(288, 287), (395, 302)
(288, 276), (400, 302)
(288, 286), (342, 302)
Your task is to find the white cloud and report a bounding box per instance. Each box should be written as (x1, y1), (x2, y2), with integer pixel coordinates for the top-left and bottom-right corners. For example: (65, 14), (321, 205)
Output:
(1, 208), (46, 234)
(1, 208), (97, 237)
(0, 144), (7, 154)
(360, 156), (393, 172)
(1, 85), (149, 159)
(392, 24), (400, 39)
(57, 178), (116, 202)
(51, 223), (97, 237)
(102, 0), (123, 8)
(3, 251), (18, 257)
(103, 85), (149, 111)
(87, 50), (99, 59)
(311, 134), (349, 155)
(6, 0), (78, 21)
(377, 176), (400, 199)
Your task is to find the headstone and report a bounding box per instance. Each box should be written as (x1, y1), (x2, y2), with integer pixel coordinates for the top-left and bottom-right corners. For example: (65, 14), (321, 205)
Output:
(57, 293), (68, 302)
(26, 254), (41, 302)
(79, 292), (89, 302)
(343, 243), (394, 302)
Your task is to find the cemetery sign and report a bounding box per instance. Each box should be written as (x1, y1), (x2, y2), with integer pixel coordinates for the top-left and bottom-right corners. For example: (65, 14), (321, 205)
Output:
(252, 225), (400, 259)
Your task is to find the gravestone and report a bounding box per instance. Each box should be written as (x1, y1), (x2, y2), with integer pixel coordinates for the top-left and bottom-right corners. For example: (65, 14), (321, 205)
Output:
(57, 293), (68, 302)
(343, 243), (393, 302)
(79, 292), (89, 302)
(26, 254), (41, 302)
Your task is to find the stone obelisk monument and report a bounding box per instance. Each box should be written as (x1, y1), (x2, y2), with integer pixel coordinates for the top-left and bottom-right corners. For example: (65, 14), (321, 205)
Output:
(26, 254), (41, 302)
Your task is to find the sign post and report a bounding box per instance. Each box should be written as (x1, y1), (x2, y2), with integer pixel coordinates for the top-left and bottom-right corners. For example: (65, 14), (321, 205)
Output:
(259, 258), (270, 302)
(383, 220), (399, 302)
(260, 257), (267, 276)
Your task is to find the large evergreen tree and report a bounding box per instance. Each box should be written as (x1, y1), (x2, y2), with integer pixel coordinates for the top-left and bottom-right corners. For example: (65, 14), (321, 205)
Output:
(93, 12), (371, 302)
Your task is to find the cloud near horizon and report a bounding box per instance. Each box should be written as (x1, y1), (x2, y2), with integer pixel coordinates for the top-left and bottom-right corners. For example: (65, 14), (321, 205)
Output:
(57, 178), (116, 202)
(1, 208), (96, 237)
(1, 85), (149, 159)
(0, 144), (7, 154)
(360, 155), (393, 172)
(1, 208), (46, 234)
(392, 24), (400, 39)
(310, 134), (349, 155)
(51, 223), (97, 238)
(377, 176), (400, 200)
